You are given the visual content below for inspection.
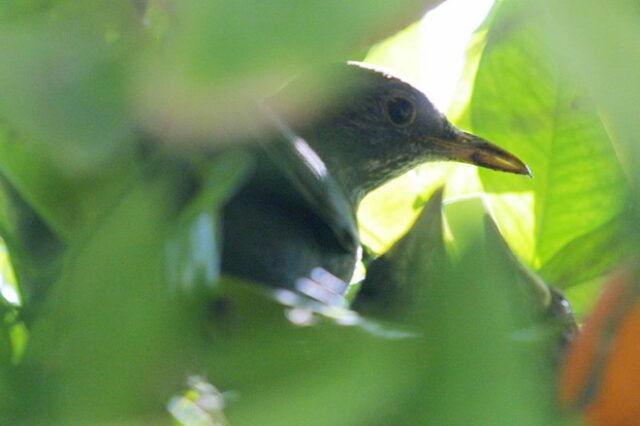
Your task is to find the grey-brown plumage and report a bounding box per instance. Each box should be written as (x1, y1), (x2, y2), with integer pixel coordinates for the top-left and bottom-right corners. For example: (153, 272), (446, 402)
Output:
(221, 62), (529, 292)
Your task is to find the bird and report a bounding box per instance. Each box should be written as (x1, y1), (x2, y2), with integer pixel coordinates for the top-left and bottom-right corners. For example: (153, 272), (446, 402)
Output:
(220, 62), (530, 303)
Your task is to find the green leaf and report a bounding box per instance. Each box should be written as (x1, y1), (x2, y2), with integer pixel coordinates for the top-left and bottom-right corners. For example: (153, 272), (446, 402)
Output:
(0, 0), (51, 21)
(202, 278), (424, 426)
(0, 312), (13, 418)
(484, 214), (552, 309)
(169, 0), (445, 84)
(535, 0), (640, 183)
(0, 1), (146, 257)
(539, 216), (630, 289)
(136, 0), (446, 143)
(19, 170), (196, 423)
(0, 3), (137, 175)
(0, 127), (151, 306)
(358, 163), (471, 254)
(471, 1), (628, 277)
(166, 149), (253, 298)
(414, 235), (555, 425)
(0, 128), (82, 240)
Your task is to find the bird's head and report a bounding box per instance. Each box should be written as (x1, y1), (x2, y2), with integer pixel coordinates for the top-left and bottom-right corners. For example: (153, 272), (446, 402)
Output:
(275, 62), (530, 205)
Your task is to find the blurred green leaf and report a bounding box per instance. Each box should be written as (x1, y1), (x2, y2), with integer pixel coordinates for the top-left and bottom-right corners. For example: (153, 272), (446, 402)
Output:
(0, 0), (51, 21)
(0, 314), (12, 417)
(142, 0), (171, 42)
(3, 0), (632, 423)
(408, 233), (555, 425)
(0, 128), (76, 240)
(358, 163), (472, 253)
(445, 197), (568, 338)
(364, 22), (425, 86)
(540, 216), (630, 289)
(166, 149), (253, 297)
(0, 2), (138, 174)
(0, 313), (12, 364)
(137, 0), (446, 144)
(18, 167), (195, 423)
(0, 127), (148, 304)
(0, 1), (147, 265)
(485, 214), (578, 352)
(536, 0), (640, 182)
(201, 199), (561, 426)
(563, 276), (607, 319)
(485, 213), (552, 308)
(170, 0), (444, 84)
(202, 279), (424, 426)
(471, 1), (628, 280)
(0, 128), (140, 248)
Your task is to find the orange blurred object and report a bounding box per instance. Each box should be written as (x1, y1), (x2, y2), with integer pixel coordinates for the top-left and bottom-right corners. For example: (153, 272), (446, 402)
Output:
(560, 269), (640, 426)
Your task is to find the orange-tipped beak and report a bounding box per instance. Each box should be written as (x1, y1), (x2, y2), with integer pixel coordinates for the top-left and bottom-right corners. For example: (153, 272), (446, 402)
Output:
(429, 131), (532, 177)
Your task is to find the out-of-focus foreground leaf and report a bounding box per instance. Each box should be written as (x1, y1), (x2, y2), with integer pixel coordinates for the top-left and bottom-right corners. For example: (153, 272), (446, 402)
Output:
(166, 149), (253, 297)
(203, 215), (553, 426)
(0, 1), (142, 286)
(540, 217), (631, 289)
(536, 0), (640, 182)
(204, 281), (422, 426)
(406, 204), (554, 426)
(0, 0), (622, 423)
(167, 0), (445, 83)
(2, 142), (255, 423)
(137, 0), (447, 142)
(0, 0), (447, 246)
(0, 1), (137, 175)
(469, 1), (628, 297)
(8, 165), (204, 423)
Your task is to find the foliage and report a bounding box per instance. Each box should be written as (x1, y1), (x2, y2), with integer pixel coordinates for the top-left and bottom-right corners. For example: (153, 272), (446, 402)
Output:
(0, 0), (634, 424)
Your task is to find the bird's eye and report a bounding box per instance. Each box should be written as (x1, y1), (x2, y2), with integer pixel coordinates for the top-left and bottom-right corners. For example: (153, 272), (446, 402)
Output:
(385, 95), (416, 127)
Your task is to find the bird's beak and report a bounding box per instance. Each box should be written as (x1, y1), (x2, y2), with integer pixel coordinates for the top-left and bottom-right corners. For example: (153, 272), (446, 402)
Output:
(429, 131), (532, 177)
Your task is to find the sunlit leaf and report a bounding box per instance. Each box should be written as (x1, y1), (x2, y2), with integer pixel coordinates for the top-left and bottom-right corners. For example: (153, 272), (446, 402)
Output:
(536, 0), (640, 181)
(471, 1), (628, 283)
(365, 22), (425, 86)
(358, 169), (441, 253)
(540, 217), (630, 290)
